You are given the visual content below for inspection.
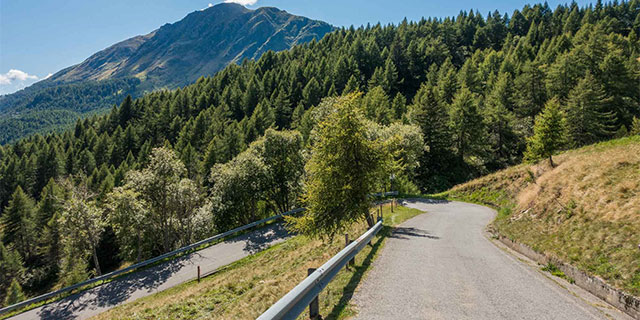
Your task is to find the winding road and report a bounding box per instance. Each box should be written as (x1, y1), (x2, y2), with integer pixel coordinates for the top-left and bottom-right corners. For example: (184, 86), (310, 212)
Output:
(353, 199), (633, 320)
(8, 223), (291, 320)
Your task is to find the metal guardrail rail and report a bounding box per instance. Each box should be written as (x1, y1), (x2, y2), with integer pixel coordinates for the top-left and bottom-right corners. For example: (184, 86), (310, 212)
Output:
(257, 219), (384, 320)
(1, 191), (396, 316)
(0, 207), (306, 316)
(371, 191), (399, 197)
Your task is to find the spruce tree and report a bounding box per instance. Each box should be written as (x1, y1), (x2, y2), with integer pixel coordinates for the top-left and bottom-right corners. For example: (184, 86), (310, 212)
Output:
(448, 87), (486, 161)
(1, 186), (37, 260)
(565, 72), (616, 147)
(4, 278), (25, 305)
(524, 99), (567, 167)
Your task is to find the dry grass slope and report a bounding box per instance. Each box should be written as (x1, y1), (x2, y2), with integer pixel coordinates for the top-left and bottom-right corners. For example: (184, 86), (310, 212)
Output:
(448, 136), (640, 295)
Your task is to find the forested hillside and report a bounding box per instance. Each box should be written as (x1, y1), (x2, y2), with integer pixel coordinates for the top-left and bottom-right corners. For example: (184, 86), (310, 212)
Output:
(0, 3), (333, 144)
(0, 1), (639, 306)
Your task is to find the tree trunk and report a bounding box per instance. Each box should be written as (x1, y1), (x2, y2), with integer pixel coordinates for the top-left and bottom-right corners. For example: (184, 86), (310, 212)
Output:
(549, 155), (555, 168)
(92, 246), (102, 276)
(136, 233), (142, 263)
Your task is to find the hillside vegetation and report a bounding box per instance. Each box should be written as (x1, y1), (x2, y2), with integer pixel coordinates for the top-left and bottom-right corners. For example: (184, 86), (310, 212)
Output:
(449, 136), (640, 295)
(0, 3), (332, 144)
(0, 0), (639, 307)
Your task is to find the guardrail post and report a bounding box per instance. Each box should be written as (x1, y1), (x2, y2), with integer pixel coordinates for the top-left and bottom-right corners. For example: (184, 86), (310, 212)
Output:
(198, 266), (201, 282)
(391, 198), (394, 213)
(308, 268), (321, 320)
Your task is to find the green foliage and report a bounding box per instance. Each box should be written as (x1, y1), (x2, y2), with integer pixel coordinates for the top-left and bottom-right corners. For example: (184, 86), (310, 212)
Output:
(565, 72), (616, 147)
(524, 99), (567, 166)
(4, 278), (25, 305)
(59, 180), (106, 276)
(209, 129), (304, 230)
(0, 0), (638, 296)
(449, 87), (486, 160)
(289, 94), (387, 238)
(110, 148), (205, 255)
(1, 186), (37, 260)
(630, 117), (640, 136)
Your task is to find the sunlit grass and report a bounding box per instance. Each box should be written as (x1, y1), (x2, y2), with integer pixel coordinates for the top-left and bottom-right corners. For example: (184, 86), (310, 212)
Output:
(448, 136), (640, 295)
(92, 204), (423, 320)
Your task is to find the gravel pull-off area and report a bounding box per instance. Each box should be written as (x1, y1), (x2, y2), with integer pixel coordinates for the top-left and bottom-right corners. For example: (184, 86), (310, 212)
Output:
(352, 199), (633, 320)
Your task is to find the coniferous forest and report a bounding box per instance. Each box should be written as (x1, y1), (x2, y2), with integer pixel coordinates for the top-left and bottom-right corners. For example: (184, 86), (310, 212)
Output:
(0, 1), (639, 305)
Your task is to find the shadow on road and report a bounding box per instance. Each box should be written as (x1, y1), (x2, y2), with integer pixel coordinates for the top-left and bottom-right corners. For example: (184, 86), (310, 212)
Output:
(325, 226), (388, 320)
(38, 254), (189, 319)
(389, 227), (440, 240)
(224, 222), (292, 254)
(400, 198), (450, 205)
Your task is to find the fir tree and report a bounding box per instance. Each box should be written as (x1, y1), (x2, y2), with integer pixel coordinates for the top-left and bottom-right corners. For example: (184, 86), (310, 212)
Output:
(524, 99), (567, 167)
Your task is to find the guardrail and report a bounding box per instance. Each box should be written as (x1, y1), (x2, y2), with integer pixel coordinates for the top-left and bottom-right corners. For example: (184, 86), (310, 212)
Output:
(371, 191), (399, 197)
(0, 207), (306, 316)
(1, 190), (396, 316)
(257, 219), (384, 320)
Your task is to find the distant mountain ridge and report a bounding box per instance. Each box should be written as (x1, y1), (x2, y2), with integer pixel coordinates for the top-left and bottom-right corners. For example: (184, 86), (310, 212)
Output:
(48, 3), (333, 89)
(0, 3), (334, 144)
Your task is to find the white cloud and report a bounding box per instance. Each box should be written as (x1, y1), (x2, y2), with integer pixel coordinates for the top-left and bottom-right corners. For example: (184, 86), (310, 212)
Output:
(0, 69), (38, 85)
(201, 3), (215, 11)
(224, 0), (259, 6)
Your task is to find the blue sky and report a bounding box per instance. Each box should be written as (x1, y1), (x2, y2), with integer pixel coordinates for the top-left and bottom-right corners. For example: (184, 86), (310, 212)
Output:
(1, 0), (593, 95)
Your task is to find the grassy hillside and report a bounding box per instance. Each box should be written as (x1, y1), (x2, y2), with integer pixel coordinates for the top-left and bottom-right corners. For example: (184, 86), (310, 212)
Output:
(448, 136), (640, 295)
(91, 204), (423, 320)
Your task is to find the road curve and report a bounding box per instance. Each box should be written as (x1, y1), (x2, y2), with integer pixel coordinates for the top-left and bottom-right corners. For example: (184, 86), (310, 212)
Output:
(9, 223), (291, 320)
(353, 199), (632, 320)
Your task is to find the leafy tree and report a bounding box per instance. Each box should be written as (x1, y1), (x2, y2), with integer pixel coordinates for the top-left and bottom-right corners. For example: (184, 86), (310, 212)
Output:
(251, 129), (305, 213)
(288, 94), (386, 238)
(105, 187), (148, 262)
(59, 180), (105, 276)
(115, 148), (203, 254)
(209, 150), (266, 230)
(524, 99), (567, 167)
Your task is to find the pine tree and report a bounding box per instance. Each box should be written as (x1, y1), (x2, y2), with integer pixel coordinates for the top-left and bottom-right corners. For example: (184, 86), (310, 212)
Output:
(565, 72), (616, 147)
(391, 93), (407, 120)
(3, 278), (25, 305)
(524, 99), (567, 167)
(302, 77), (321, 108)
(448, 88), (486, 160)
(1, 186), (37, 260)
(0, 242), (24, 293)
(119, 95), (134, 128)
(362, 86), (392, 125)
(631, 117), (640, 136)
(484, 73), (520, 167)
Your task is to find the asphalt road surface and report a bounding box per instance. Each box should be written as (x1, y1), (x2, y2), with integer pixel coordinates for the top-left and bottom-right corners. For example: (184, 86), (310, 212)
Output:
(353, 199), (633, 320)
(9, 223), (291, 320)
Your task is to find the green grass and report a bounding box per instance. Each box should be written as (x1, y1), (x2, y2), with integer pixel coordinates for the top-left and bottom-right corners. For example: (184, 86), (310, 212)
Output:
(92, 204), (423, 320)
(445, 136), (640, 296)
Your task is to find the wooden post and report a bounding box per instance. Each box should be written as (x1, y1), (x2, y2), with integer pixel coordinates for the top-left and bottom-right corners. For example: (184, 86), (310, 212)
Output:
(349, 241), (355, 267)
(380, 203), (383, 220)
(391, 198), (394, 213)
(308, 268), (320, 320)
(197, 266), (201, 282)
